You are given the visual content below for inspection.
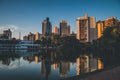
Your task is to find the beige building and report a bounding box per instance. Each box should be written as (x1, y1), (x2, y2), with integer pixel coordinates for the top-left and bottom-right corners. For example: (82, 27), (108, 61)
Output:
(53, 26), (59, 35)
(97, 21), (105, 38)
(52, 63), (58, 70)
(60, 20), (70, 36)
(28, 32), (35, 41)
(97, 58), (103, 70)
(35, 32), (42, 40)
(76, 13), (97, 42)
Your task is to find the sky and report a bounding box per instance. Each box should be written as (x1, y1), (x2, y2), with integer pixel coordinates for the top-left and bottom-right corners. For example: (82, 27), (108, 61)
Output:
(0, 0), (120, 39)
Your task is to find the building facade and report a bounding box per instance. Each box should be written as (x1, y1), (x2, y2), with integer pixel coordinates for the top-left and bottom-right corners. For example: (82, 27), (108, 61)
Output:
(60, 20), (70, 36)
(97, 21), (105, 38)
(28, 32), (35, 41)
(76, 13), (97, 42)
(35, 32), (42, 40)
(3, 29), (12, 40)
(23, 36), (28, 40)
(53, 26), (59, 35)
(42, 17), (52, 36)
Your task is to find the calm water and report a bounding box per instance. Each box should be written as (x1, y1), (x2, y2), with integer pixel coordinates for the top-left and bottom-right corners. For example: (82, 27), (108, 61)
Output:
(0, 50), (103, 80)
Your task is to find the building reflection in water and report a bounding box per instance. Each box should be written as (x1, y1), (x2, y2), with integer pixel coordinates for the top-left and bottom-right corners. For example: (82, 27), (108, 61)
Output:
(59, 61), (70, 78)
(35, 56), (39, 64)
(76, 55), (89, 75)
(52, 63), (58, 70)
(41, 59), (51, 80)
(0, 50), (104, 80)
(98, 58), (103, 70)
(76, 54), (104, 75)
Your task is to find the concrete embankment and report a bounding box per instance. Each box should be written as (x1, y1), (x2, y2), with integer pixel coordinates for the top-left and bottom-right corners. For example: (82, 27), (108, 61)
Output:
(63, 66), (120, 80)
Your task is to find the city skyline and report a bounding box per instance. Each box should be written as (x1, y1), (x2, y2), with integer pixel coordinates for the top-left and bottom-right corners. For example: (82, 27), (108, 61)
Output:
(0, 0), (120, 39)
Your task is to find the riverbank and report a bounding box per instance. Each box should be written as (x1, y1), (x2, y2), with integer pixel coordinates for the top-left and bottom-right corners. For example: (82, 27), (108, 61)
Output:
(63, 65), (120, 80)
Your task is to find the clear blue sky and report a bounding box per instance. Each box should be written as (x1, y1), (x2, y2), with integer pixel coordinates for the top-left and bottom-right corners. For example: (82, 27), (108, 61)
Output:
(0, 0), (120, 39)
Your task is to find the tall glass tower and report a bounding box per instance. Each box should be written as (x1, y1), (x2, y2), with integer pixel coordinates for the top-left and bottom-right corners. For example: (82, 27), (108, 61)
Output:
(42, 17), (52, 36)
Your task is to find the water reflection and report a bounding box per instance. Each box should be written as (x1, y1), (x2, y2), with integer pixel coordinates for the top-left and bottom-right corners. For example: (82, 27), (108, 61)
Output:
(0, 50), (104, 80)
(98, 58), (104, 70)
(76, 55), (103, 75)
(52, 63), (58, 70)
(60, 61), (70, 78)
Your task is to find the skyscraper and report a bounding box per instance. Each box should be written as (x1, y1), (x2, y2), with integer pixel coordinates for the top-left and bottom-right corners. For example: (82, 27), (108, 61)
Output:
(42, 17), (52, 36)
(60, 20), (70, 36)
(76, 13), (97, 42)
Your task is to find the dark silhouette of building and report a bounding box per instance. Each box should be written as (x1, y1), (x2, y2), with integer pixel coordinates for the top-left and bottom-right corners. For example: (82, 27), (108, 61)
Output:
(3, 29), (12, 40)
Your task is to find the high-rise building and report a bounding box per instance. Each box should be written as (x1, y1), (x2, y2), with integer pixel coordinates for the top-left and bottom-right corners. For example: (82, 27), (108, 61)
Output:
(3, 29), (12, 40)
(53, 26), (59, 35)
(35, 32), (42, 40)
(42, 17), (52, 36)
(60, 20), (70, 36)
(76, 13), (97, 42)
(97, 21), (105, 38)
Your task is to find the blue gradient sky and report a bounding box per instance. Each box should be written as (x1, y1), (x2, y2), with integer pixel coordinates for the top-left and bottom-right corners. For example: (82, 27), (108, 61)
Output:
(0, 0), (120, 39)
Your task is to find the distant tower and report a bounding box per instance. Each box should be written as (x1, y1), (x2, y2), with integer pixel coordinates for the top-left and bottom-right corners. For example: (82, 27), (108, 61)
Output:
(42, 17), (52, 36)
(19, 32), (21, 40)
